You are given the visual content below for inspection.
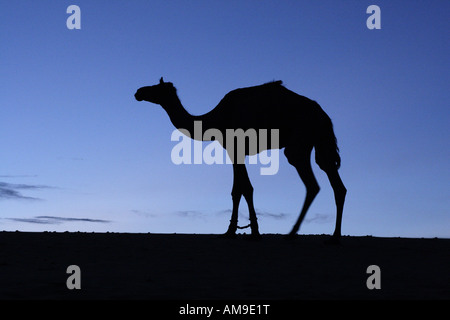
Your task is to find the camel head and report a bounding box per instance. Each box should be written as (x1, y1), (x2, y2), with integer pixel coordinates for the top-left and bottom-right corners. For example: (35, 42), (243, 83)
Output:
(134, 77), (175, 104)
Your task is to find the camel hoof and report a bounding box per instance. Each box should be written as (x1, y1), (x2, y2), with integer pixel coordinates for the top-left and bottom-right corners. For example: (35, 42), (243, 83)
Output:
(219, 231), (237, 239)
(249, 232), (261, 241)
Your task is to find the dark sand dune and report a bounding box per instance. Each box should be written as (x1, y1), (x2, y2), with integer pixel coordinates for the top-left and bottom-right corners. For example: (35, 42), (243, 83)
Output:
(0, 232), (448, 300)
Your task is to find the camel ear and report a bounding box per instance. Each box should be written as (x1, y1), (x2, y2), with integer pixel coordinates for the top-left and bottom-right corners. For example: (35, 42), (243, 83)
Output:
(159, 77), (164, 84)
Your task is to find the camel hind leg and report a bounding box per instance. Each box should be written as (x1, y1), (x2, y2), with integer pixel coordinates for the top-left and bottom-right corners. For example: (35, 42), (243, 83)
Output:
(323, 167), (346, 242)
(315, 153), (347, 243)
(285, 146), (320, 238)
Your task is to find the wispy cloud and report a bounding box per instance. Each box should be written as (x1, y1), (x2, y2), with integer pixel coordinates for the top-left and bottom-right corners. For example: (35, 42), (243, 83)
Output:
(138, 208), (328, 225)
(175, 210), (206, 220)
(7, 217), (54, 224)
(304, 213), (332, 224)
(176, 210), (202, 217)
(217, 209), (330, 224)
(216, 208), (290, 220)
(130, 209), (157, 218)
(256, 210), (290, 220)
(216, 209), (233, 215)
(0, 182), (52, 201)
(7, 216), (111, 224)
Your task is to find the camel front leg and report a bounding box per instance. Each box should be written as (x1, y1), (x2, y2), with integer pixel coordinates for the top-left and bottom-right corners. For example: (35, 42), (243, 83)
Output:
(224, 190), (241, 237)
(243, 186), (260, 238)
(235, 164), (261, 237)
(223, 163), (260, 237)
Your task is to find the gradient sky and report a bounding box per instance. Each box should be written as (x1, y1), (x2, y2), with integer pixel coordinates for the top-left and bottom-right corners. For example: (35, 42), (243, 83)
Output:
(1, 1), (449, 237)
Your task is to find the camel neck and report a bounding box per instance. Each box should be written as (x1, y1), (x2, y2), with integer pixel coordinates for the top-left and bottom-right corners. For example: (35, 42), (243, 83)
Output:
(161, 95), (204, 138)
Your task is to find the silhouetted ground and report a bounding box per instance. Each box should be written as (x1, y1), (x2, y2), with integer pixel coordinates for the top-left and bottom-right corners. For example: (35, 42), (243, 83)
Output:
(0, 232), (448, 300)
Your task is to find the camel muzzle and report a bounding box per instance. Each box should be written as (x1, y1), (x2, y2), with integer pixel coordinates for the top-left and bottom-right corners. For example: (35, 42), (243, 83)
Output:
(134, 92), (143, 101)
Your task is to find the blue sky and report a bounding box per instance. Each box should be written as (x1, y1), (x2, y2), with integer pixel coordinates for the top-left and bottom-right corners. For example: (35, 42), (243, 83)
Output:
(1, 1), (449, 237)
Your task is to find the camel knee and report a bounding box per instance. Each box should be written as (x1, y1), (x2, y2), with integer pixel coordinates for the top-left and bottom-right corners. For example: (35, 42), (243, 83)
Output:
(232, 182), (253, 200)
(335, 181), (346, 197)
(331, 184), (346, 210)
(337, 185), (347, 202)
(242, 184), (254, 200)
(231, 189), (241, 201)
(341, 186), (347, 197)
(308, 183), (320, 198)
(324, 169), (346, 203)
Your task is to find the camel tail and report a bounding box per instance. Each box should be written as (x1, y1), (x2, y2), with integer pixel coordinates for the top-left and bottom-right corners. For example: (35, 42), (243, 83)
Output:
(314, 105), (341, 170)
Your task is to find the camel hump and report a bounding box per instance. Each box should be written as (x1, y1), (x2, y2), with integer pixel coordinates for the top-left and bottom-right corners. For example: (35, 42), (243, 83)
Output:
(236, 80), (283, 92)
(265, 80), (283, 86)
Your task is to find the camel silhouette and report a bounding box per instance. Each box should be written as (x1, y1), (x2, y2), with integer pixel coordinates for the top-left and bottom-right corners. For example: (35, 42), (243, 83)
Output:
(135, 78), (346, 243)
